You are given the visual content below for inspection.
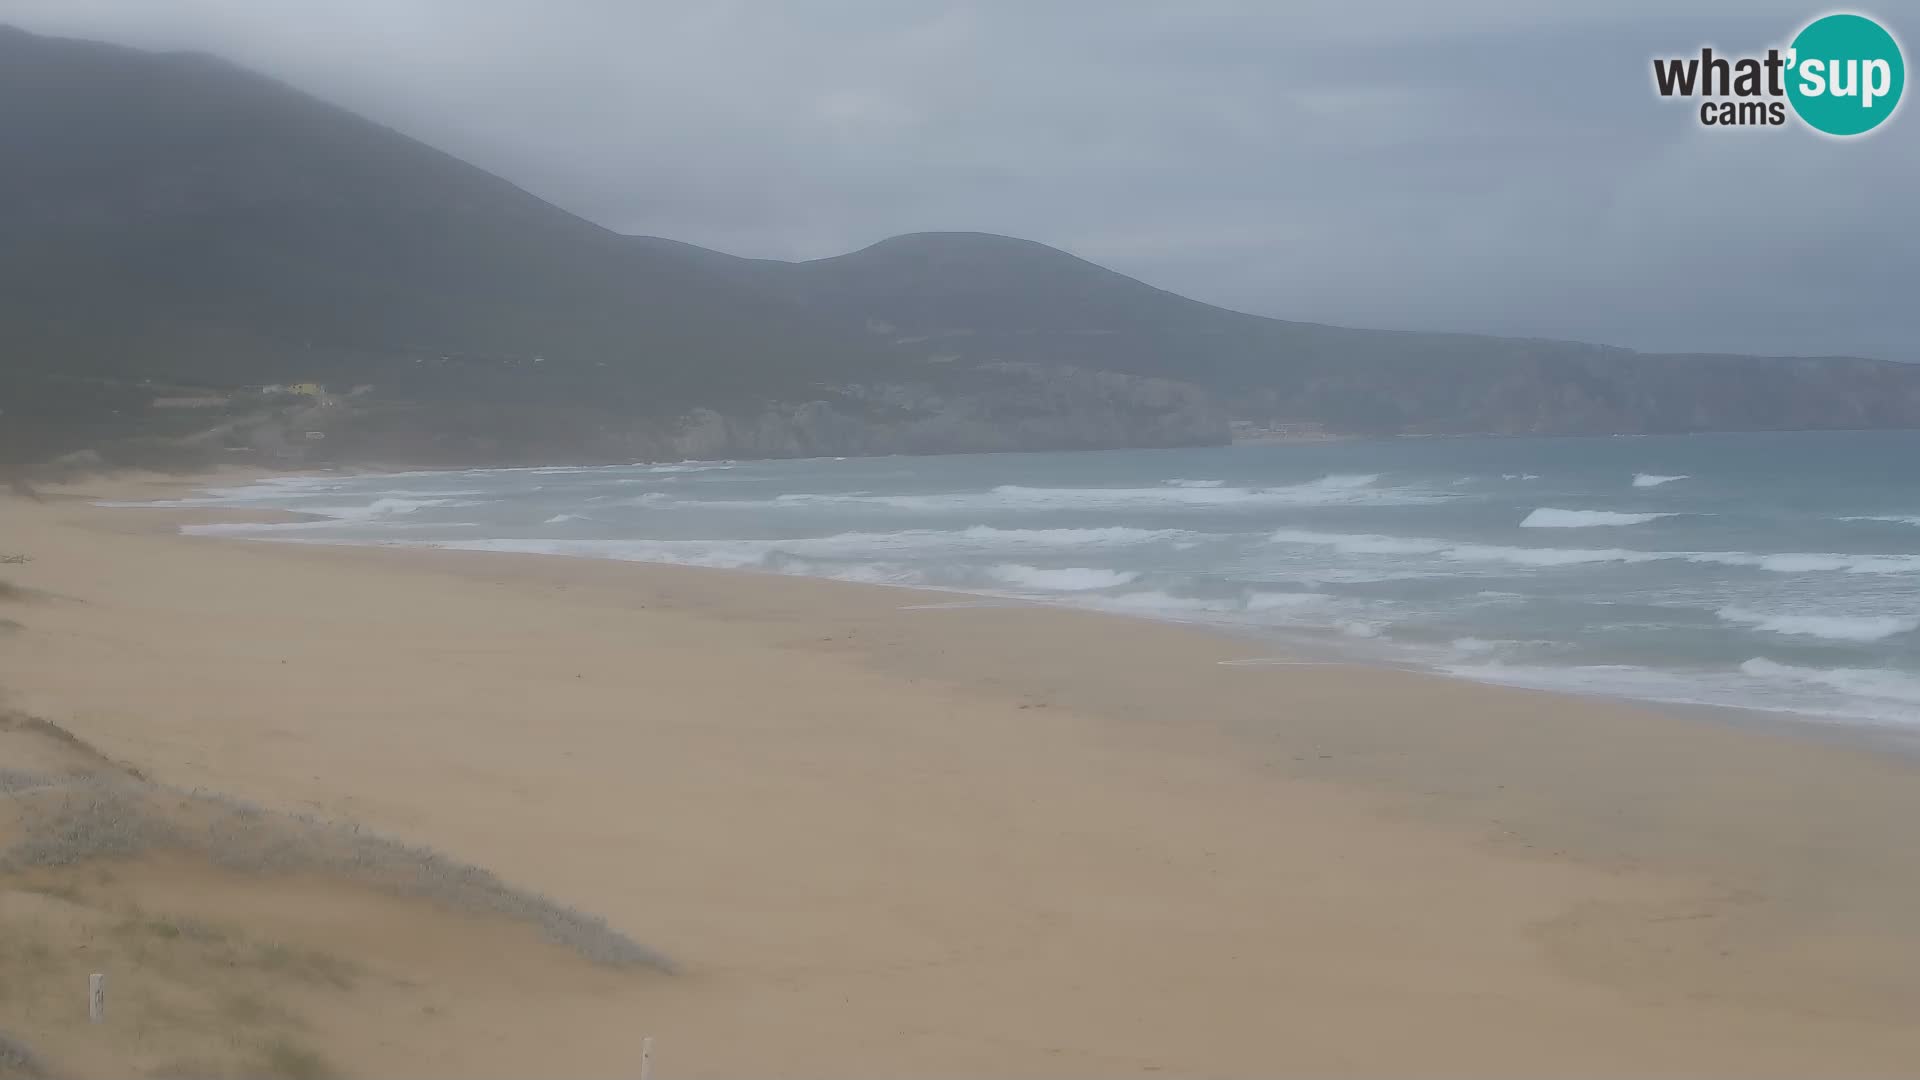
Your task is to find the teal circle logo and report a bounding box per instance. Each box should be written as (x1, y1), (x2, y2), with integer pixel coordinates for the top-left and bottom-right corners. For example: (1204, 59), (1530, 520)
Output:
(1787, 13), (1905, 135)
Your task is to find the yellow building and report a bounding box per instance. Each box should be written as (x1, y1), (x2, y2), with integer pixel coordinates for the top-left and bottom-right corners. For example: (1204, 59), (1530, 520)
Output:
(288, 382), (324, 397)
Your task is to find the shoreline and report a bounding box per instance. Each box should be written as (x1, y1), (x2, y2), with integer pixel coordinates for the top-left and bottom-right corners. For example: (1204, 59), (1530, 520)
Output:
(136, 465), (1920, 751)
(9, 470), (1920, 1074)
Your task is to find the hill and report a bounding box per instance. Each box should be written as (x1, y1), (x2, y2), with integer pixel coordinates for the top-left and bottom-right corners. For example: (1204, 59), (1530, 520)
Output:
(734, 231), (1920, 436)
(2, 25), (1917, 467)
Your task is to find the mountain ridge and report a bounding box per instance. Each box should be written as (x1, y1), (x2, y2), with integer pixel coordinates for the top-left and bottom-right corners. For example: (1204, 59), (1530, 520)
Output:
(2, 24), (1917, 467)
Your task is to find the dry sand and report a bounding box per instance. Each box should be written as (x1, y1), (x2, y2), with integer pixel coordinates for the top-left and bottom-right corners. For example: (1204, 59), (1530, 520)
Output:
(5, 470), (1920, 1076)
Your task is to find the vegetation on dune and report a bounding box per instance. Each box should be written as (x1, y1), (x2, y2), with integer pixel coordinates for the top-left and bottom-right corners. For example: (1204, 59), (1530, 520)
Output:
(0, 771), (670, 971)
(0, 709), (668, 1078)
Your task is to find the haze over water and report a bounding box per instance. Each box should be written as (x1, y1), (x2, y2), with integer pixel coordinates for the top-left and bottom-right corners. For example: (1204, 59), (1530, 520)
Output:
(157, 430), (1920, 729)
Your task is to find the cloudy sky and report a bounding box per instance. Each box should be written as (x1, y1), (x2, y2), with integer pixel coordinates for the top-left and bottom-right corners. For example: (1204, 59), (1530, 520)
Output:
(3, 1), (1914, 358)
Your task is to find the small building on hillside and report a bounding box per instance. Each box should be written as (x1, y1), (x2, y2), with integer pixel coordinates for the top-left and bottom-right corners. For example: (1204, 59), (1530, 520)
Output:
(288, 382), (324, 397)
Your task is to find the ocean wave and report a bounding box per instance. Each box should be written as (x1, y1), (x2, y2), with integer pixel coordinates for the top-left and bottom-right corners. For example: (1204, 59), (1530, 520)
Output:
(1632, 473), (1689, 487)
(1442, 659), (1920, 727)
(1450, 637), (1506, 654)
(425, 538), (932, 587)
(1740, 658), (1920, 709)
(185, 520), (479, 536)
(1841, 515), (1920, 527)
(1717, 607), (1919, 643)
(1243, 591), (1337, 612)
(986, 565), (1140, 591)
(1501, 473), (1541, 481)
(643, 462), (737, 474)
(309, 497), (485, 520)
(1267, 528), (1656, 566)
(543, 513), (591, 524)
(1079, 588), (1353, 628)
(945, 525), (1195, 548)
(1084, 590), (1225, 615)
(1165, 478), (1225, 488)
(433, 525), (1193, 566)
(129, 490), (487, 516)
(1690, 551), (1920, 574)
(682, 473), (1442, 512)
(1266, 528), (1920, 574)
(1520, 508), (1679, 528)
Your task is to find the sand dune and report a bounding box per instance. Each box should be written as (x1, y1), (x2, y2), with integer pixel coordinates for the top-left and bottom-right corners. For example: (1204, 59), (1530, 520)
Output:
(0, 711), (666, 1079)
(4, 472), (1920, 1076)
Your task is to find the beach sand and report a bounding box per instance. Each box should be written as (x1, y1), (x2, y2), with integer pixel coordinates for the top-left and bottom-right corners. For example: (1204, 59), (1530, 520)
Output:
(5, 471), (1920, 1076)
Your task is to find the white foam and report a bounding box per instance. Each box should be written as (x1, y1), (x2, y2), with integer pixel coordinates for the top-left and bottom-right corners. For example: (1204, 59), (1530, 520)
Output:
(1266, 528), (1920, 575)
(185, 520), (478, 536)
(1243, 591), (1336, 612)
(986, 565), (1140, 591)
(947, 525), (1193, 548)
(689, 473), (1442, 512)
(1842, 515), (1920, 527)
(1717, 607), (1920, 643)
(1632, 473), (1689, 488)
(1520, 508), (1678, 528)
(1739, 659), (1920, 710)
(644, 462), (736, 474)
(1165, 478), (1225, 488)
(1086, 590), (1229, 616)
(1267, 529), (1450, 556)
(1442, 660), (1920, 727)
(1267, 528), (1658, 566)
(1083, 588), (1344, 622)
(307, 497), (484, 520)
(1689, 551), (1920, 575)
(543, 513), (591, 524)
(1450, 637), (1505, 654)
(1500, 473), (1541, 481)
(424, 537), (933, 588)
(426, 525), (1193, 571)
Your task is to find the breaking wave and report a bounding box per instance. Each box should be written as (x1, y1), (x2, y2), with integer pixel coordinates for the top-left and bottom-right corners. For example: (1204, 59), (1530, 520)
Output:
(1739, 658), (1920, 709)
(678, 473), (1441, 512)
(1520, 508), (1678, 528)
(1717, 607), (1919, 643)
(986, 565), (1140, 591)
(1266, 528), (1920, 574)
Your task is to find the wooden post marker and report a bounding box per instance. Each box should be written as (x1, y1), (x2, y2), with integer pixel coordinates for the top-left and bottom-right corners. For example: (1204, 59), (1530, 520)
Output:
(640, 1036), (654, 1080)
(88, 973), (105, 1023)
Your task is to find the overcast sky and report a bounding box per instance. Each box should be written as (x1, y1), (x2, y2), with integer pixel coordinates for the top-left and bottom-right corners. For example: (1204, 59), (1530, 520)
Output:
(3, 1), (1914, 358)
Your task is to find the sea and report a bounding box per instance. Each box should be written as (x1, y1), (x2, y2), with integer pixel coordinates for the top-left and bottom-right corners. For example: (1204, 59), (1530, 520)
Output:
(131, 430), (1920, 730)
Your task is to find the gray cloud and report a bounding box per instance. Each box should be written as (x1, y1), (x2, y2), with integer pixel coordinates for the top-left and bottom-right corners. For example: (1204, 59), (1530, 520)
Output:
(1, 0), (1912, 357)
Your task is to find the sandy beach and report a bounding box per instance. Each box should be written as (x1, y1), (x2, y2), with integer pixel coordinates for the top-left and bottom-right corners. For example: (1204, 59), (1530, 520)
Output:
(6, 470), (1920, 1077)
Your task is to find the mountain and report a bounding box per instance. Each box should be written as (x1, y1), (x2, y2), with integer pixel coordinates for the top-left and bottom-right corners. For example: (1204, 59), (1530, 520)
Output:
(2, 25), (1917, 468)
(0, 25), (876, 399)
(734, 232), (1920, 436)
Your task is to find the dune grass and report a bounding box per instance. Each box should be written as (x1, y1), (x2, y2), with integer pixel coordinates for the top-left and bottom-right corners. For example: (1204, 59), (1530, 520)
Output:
(0, 713), (669, 1077)
(0, 770), (669, 971)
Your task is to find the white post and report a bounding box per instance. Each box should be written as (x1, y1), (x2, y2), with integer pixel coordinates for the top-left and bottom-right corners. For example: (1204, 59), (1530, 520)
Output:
(640, 1036), (653, 1080)
(88, 973), (105, 1023)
